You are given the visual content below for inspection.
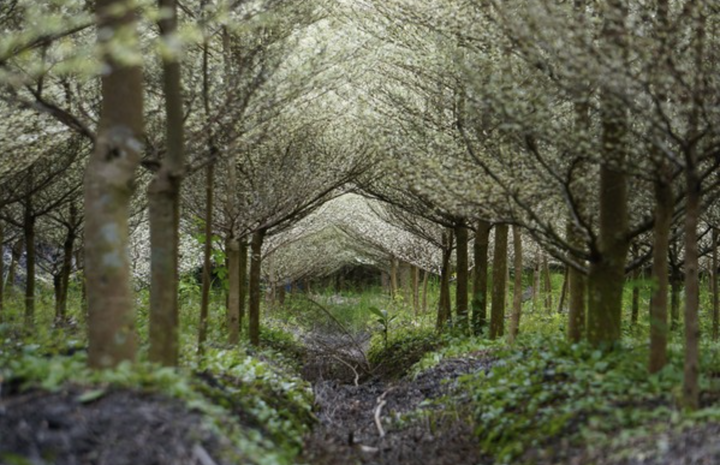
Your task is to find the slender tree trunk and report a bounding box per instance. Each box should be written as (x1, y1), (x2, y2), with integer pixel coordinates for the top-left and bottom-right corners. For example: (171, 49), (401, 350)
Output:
(23, 201), (35, 328)
(86, 0), (143, 368)
(412, 265), (419, 317)
(197, 164), (214, 356)
(390, 257), (398, 299)
(557, 266), (569, 314)
(239, 240), (248, 334)
(421, 269), (429, 313)
(567, 239), (586, 343)
(472, 220), (491, 334)
(670, 274), (681, 331)
(277, 284), (286, 306)
(682, 6), (706, 407)
(58, 221), (76, 321)
(543, 255), (552, 313)
(249, 229), (265, 346)
(533, 251), (541, 311)
(226, 236), (240, 345)
(712, 228), (718, 341)
(490, 224), (509, 340)
(455, 223), (469, 328)
(148, 0), (184, 367)
(437, 229), (453, 330)
(509, 225), (523, 343)
(649, 176), (673, 373)
(683, 166), (701, 409)
(54, 274), (62, 319)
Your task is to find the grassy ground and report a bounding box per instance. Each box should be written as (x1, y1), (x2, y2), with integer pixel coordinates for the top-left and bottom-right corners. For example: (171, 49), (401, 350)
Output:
(2, 272), (720, 464)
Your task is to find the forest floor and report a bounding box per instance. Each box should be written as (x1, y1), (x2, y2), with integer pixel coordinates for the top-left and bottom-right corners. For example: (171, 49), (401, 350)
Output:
(299, 331), (493, 465)
(3, 328), (720, 465)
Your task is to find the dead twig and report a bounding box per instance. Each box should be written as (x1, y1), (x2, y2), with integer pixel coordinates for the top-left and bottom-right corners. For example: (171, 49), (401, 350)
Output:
(331, 354), (360, 386)
(373, 387), (395, 438)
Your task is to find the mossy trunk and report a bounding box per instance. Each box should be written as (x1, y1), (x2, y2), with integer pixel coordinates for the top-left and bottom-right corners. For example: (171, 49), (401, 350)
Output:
(649, 176), (672, 373)
(490, 224), (509, 340)
(86, 0), (143, 368)
(148, 0), (184, 367)
(472, 220), (491, 334)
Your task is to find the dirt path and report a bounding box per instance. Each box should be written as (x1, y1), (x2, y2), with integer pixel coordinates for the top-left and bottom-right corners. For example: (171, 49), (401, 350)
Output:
(300, 333), (494, 465)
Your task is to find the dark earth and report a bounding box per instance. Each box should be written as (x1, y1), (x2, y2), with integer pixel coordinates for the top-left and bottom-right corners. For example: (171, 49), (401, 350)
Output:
(2, 334), (720, 465)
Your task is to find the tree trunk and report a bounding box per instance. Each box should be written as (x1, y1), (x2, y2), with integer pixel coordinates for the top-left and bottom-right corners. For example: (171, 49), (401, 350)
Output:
(712, 228), (718, 342)
(421, 269), (429, 313)
(197, 164), (214, 357)
(683, 166), (701, 410)
(24, 200), (35, 328)
(226, 236), (240, 345)
(472, 220), (491, 334)
(557, 266), (568, 314)
(509, 225), (523, 343)
(533, 251), (541, 311)
(490, 224), (508, 340)
(53, 274), (62, 319)
(86, 0), (143, 368)
(455, 223), (469, 328)
(239, 240), (248, 332)
(148, 0), (184, 367)
(649, 176), (672, 373)
(390, 257), (398, 299)
(412, 265), (419, 317)
(543, 254), (552, 313)
(670, 274), (681, 331)
(58, 214), (77, 322)
(587, 163), (629, 347)
(249, 229), (265, 346)
(437, 229), (453, 330)
(587, 0), (630, 349)
(567, 226), (586, 343)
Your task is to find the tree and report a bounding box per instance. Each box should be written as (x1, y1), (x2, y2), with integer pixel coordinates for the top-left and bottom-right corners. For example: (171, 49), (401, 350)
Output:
(85, 0), (144, 368)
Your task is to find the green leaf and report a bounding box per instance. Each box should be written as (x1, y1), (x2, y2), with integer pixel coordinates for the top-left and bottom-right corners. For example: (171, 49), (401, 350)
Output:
(76, 388), (106, 403)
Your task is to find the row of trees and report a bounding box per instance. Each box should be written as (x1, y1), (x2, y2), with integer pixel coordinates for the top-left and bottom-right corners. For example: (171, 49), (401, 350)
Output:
(1, 0), (718, 412)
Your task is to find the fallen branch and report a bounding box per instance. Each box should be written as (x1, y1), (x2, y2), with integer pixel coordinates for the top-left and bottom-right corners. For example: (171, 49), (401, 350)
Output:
(331, 354), (360, 386)
(373, 387), (395, 438)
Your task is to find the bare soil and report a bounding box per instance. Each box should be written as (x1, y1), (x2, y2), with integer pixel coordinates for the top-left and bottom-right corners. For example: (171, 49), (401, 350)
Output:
(0, 387), (228, 465)
(300, 332), (494, 465)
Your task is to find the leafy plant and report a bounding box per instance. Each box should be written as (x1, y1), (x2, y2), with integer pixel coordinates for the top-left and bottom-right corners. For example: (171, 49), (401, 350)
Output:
(369, 306), (396, 349)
